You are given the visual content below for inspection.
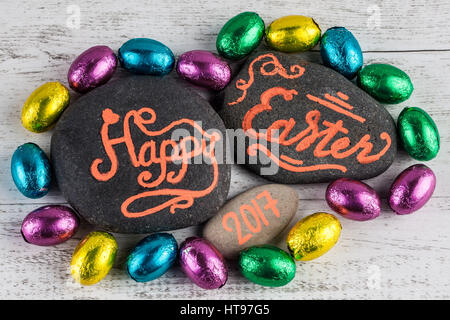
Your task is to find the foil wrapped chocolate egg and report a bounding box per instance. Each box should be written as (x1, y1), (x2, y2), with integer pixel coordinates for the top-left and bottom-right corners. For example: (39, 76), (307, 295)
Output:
(11, 143), (51, 199)
(179, 237), (227, 289)
(265, 15), (321, 52)
(239, 245), (296, 287)
(357, 63), (413, 104)
(126, 233), (178, 282)
(68, 45), (117, 93)
(389, 164), (436, 215)
(21, 82), (70, 133)
(21, 205), (79, 246)
(216, 12), (265, 60)
(70, 231), (117, 285)
(326, 178), (381, 221)
(320, 27), (363, 79)
(176, 50), (231, 90)
(398, 107), (440, 161)
(118, 38), (175, 75)
(287, 212), (341, 261)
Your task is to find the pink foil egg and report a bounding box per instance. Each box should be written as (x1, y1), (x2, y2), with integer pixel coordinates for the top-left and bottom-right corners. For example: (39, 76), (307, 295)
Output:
(326, 178), (381, 221)
(389, 164), (436, 215)
(21, 205), (80, 246)
(176, 50), (231, 90)
(179, 237), (228, 289)
(68, 45), (117, 93)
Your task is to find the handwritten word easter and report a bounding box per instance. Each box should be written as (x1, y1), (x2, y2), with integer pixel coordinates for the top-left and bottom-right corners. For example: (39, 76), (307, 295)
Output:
(228, 53), (392, 174)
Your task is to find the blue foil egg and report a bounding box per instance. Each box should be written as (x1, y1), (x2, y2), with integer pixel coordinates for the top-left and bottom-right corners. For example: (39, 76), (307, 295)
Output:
(118, 38), (175, 75)
(320, 27), (363, 79)
(11, 143), (51, 198)
(126, 233), (178, 282)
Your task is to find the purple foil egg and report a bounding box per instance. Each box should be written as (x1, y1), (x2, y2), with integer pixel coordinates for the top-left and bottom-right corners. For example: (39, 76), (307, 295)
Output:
(389, 164), (436, 215)
(21, 205), (80, 246)
(326, 178), (381, 221)
(68, 45), (117, 93)
(176, 50), (231, 90)
(179, 236), (228, 289)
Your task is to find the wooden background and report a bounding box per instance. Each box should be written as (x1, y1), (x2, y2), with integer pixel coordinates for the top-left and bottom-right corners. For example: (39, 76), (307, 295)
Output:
(0, 0), (449, 299)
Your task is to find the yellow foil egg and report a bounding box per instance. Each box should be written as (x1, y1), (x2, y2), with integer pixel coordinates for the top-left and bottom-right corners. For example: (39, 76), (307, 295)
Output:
(286, 212), (341, 261)
(70, 231), (117, 285)
(265, 15), (321, 52)
(21, 82), (70, 133)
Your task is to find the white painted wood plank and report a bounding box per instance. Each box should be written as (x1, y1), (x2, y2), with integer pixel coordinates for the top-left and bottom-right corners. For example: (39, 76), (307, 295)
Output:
(0, 0), (449, 300)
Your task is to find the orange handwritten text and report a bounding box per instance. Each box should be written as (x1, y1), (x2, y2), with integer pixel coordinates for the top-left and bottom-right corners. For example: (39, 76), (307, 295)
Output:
(222, 190), (279, 245)
(90, 107), (220, 218)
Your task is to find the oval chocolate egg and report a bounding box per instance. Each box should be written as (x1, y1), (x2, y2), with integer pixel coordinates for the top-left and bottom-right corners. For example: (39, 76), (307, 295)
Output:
(216, 11), (265, 60)
(176, 50), (231, 90)
(21, 82), (70, 133)
(11, 142), (51, 199)
(397, 107), (440, 161)
(179, 237), (227, 289)
(326, 178), (381, 221)
(70, 231), (117, 285)
(389, 164), (436, 215)
(119, 38), (175, 75)
(287, 212), (341, 261)
(68, 45), (117, 93)
(126, 233), (178, 282)
(239, 245), (296, 287)
(357, 63), (413, 104)
(265, 15), (321, 52)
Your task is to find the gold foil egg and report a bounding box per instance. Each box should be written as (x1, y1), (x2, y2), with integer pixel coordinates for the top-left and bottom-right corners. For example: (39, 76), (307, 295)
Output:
(70, 231), (117, 285)
(21, 82), (70, 133)
(265, 15), (321, 52)
(286, 212), (341, 261)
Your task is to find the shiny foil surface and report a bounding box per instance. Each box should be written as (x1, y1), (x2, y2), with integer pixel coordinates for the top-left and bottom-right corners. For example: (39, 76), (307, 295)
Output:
(176, 50), (231, 90)
(118, 38), (175, 75)
(126, 233), (178, 282)
(216, 12), (265, 60)
(357, 63), (413, 104)
(320, 27), (363, 79)
(21, 205), (79, 246)
(68, 45), (117, 93)
(21, 82), (70, 133)
(287, 212), (341, 261)
(239, 245), (296, 287)
(265, 15), (321, 52)
(326, 178), (381, 221)
(179, 237), (227, 289)
(11, 143), (51, 199)
(389, 164), (436, 215)
(70, 231), (117, 286)
(398, 107), (440, 161)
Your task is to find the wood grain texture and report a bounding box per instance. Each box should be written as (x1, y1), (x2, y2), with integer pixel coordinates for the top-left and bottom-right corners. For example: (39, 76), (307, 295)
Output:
(0, 0), (449, 299)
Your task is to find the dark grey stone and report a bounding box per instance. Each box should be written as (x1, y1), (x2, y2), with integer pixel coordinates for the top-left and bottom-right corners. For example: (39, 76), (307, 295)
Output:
(213, 50), (397, 184)
(51, 76), (230, 234)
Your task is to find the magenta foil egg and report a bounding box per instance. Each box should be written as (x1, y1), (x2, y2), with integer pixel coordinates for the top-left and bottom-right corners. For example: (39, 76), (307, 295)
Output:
(176, 50), (231, 90)
(326, 178), (381, 221)
(68, 45), (117, 93)
(179, 237), (228, 289)
(389, 164), (436, 215)
(21, 205), (80, 246)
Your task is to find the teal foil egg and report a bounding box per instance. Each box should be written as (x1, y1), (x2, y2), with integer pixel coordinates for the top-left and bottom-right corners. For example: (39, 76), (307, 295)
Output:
(11, 143), (51, 199)
(320, 27), (363, 79)
(126, 233), (178, 282)
(118, 38), (175, 75)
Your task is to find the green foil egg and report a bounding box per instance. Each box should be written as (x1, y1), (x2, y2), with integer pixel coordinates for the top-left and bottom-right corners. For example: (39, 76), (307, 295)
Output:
(357, 64), (413, 104)
(239, 245), (296, 287)
(398, 107), (440, 160)
(216, 12), (265, 60)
